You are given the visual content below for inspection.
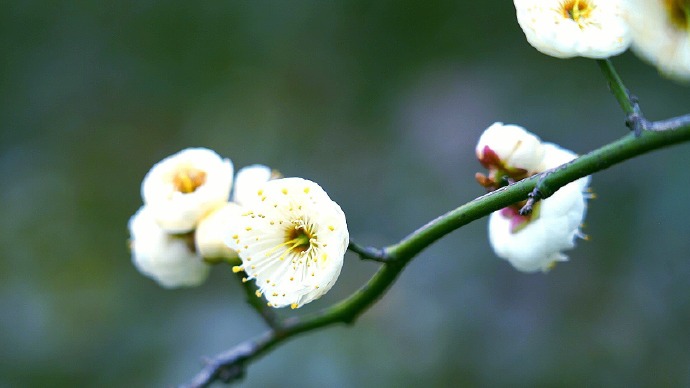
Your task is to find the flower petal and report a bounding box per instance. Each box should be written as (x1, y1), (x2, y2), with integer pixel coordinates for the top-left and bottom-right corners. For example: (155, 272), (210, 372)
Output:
(129, 206), (210, 287)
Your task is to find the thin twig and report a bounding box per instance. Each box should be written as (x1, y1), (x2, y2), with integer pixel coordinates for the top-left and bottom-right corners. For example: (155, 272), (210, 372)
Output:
(597, 59), (637, 116)
(597, 59), (649, 136)
(647, 114), (690, 132)
(181, 331), (274, 388)
(348, 240), (390, 262)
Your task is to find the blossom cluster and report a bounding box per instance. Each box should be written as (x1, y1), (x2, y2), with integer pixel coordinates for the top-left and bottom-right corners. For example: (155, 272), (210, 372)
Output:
(513, 0), (690, 81)
(476, 123), (591, 273)
(128, 148), (348, 309)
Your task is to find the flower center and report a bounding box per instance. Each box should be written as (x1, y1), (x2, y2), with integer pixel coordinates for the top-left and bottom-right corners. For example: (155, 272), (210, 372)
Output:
(664, 0), (690, 31)
(285, 224), (313, 254)
(172, 167), (207, 193)
(561, 0), (593, 27)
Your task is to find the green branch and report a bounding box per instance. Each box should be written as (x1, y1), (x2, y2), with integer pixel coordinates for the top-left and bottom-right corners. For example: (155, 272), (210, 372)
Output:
(183, 61), (688, 388)
(597, 59), (638, 117)
(182, 115), (690, 388)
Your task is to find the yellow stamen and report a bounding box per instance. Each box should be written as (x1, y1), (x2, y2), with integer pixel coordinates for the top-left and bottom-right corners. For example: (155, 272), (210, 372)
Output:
(263, 230), (311, 258)
(664, 0), (690, 31)
(561, 0), (593, 27)
(172, 167), (207, 193)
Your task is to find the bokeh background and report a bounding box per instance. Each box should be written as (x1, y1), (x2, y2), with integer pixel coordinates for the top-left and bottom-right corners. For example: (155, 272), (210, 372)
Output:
(2, 1), (690, 387)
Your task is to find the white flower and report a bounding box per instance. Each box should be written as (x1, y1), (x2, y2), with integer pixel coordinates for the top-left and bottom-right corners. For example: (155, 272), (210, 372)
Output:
(232, 164), (278, 206)
(141, 148), (233, 233)
(476, 122), (546, 176)
(625, 0), (690, 82)
(195, 202), (244, 260)
(226, 177), (349, 309)
(487, 143), (590, 273)
(128, 206), (210, 287)
(514, 0), (631, 58)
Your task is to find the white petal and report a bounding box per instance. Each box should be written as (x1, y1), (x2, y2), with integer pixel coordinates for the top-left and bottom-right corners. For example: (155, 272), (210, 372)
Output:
(232, 164), (274, 206)
(195, 202), (243, 260)
(488, 143), (591, 273)
(626, 0), (690, 82)
(476, 122), (545, 174)
(128, 206), (209, 287)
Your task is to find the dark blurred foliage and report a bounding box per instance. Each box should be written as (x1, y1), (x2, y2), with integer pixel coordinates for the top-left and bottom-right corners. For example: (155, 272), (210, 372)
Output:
(1, 1), (690, 387)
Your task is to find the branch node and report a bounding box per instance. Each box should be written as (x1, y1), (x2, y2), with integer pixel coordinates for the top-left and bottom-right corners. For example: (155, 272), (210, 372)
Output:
(519, 190), (539, 215)
(519, 173), (553, 216)
(348, 241), (391, 263)
(623, 94), (651, 137)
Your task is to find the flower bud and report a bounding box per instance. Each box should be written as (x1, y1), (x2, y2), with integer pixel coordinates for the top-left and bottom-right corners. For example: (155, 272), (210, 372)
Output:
(476, 122), (545, 188)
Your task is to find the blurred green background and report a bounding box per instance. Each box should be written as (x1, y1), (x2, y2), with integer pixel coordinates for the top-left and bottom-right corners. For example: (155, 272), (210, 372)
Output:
(2, 1), (690, 387)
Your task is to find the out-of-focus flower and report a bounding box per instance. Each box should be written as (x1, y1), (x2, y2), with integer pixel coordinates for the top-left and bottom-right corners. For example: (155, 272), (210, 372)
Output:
(195, 202), (244, 261)
(227, 178), (349, 309)
(625, 0), (690, 82)
(487, 143), (590, 272)
(128, 206), (210, 287)
(475, 122), (545, 189)
(141, 148), (233, 233)
(232, 164), (281, 206)
(514, 0), (631, 58)
(476, 123), (591, 273)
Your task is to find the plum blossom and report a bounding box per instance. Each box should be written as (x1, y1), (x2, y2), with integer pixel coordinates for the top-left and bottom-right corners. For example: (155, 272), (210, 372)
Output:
(227, 178), (349, 309)
(514, 0), (631, 58)
(625, 0), (690, 82)
(141, 148), (233, 233)
(477, 123), (591, 272)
